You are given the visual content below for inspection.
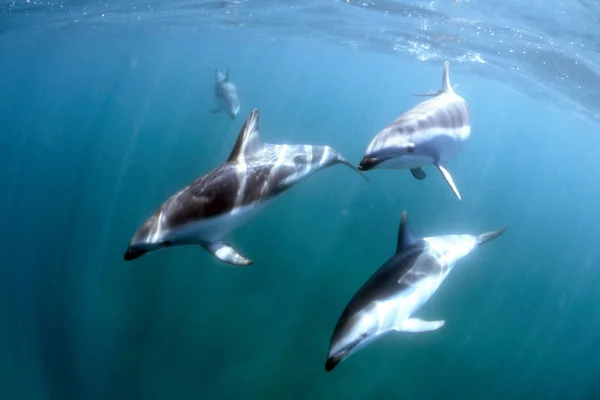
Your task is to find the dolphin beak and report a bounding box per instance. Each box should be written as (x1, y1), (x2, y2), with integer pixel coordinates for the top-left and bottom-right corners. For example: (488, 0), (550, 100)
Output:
(358, 156), (378, 171)
(325, 348), (351, 372)
(325, 354), (343, 372)
(124, 246), (149, 261)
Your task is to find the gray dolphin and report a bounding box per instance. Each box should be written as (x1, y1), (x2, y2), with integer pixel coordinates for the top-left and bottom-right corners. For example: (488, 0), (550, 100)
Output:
(208, 66), (240, 120)
(358, 61), (470, 200)
(325, 211), (506, 371)
(124, 109), (367, 266)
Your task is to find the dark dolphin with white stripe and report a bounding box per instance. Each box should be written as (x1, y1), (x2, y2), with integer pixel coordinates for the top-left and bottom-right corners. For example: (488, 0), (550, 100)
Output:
(124, 109), (368, 266)
(209, 66), (240, 120)
(325, 211), (506, 372)
(358, 61), (470, 200)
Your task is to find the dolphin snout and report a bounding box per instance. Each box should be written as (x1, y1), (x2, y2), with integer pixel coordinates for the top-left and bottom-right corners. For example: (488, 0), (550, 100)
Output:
(124, 246), (149, 261)
(358, 156), (379, 171)
(325, 352), (344, 372)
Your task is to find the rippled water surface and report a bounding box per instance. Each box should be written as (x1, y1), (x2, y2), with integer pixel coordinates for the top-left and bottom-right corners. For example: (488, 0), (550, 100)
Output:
(2, 0), (600, 125)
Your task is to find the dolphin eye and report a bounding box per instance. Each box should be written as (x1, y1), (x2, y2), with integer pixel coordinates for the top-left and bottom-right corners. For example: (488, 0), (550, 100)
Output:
(406, 143), (415, 153)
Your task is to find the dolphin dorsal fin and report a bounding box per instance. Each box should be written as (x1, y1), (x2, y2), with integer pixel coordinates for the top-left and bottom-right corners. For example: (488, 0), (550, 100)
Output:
(225, 65), (230, 81)
(228, 109), (263, 162)
(441, 60), (453, 94)
(411, 61), (453, 97)
(396, 211), (420, 253)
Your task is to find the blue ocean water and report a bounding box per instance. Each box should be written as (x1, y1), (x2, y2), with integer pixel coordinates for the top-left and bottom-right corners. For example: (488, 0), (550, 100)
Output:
(2, 1), (600, 399)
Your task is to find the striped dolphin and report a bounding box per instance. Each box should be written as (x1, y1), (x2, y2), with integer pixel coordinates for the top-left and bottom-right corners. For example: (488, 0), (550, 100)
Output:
(124, 109), (367, 266)
(358, 61), (470, 200)
(325, 211), (506, 372)
(209, 66), (240, 120)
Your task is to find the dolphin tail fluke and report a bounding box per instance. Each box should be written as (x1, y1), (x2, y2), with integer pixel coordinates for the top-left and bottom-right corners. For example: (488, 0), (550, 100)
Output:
(201, 241), (253, 266)
(477, 227), (508, 246)
(337, 157), (370, 182)
(435, 163), (461, 200)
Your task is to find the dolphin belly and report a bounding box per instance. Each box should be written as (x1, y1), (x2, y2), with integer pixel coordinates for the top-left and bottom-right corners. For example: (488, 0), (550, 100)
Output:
(376, 154), (434, 170)
(428, 131), (467, 163)
(397, 273), (448, 320)
(217, 95), (231, 112)
(162, 202), (268, 245)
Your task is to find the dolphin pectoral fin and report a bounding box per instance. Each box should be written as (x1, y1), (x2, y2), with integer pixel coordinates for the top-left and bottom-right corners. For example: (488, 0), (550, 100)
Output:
(201, 241), (253, 266)
(210, 106), (221, 114)
(410, 167), (427, 180)
(435, 163), (461, 201)
(393, 318), (445, 333)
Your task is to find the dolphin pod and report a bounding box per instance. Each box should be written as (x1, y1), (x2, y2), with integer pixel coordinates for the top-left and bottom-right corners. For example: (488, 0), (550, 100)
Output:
(124, 61), (507, 372)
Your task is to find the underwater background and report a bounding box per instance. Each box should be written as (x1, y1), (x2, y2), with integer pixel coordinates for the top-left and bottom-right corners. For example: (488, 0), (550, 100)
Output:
(2, 1), (600, 399)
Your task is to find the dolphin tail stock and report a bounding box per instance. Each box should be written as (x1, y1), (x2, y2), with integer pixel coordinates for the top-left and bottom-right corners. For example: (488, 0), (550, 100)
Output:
(201, 240), (253, 266)
(476, 226), (508, 246)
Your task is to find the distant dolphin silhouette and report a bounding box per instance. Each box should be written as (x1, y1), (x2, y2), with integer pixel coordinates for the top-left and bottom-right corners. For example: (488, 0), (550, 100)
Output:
(124, 109), (368, 266)
(325, 211), (506, 371)
(358, 61), (470, 200)
(207, 66), (240, 120)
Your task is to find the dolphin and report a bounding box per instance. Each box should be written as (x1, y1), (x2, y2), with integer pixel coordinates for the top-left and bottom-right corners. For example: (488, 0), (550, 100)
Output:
(124, 109), (368, 266)
(208, 66), (240, 120)
(325, 211), (506, 372)
(358, 61), (470, 200)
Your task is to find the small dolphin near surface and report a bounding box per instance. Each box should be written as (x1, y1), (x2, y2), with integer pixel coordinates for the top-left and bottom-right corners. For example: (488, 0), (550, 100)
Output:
(325, 211), (506, 372)
(358, 60), (470, 200)
(124, 109), (368, 266)
(208, 66), (240, 120)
